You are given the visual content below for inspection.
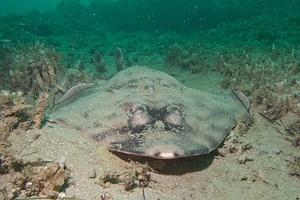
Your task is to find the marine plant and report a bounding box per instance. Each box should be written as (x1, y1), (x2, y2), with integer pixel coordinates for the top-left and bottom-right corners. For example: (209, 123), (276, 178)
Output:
(9, 42), (64, 103)
(0, 47), (14, 89)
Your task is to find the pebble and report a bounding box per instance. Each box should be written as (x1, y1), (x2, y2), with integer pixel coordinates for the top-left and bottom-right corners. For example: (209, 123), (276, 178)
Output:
(58, 157), (66, 169)
(58, 192), (66, 199)
(25, 182), (32, 188)
(237, 156), (253, 164)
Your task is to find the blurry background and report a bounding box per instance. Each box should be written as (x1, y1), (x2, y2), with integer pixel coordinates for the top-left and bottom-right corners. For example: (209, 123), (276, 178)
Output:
(0, 0), (299, 31)
(0, 0), (300, 90)
(0, 0), (91, 15)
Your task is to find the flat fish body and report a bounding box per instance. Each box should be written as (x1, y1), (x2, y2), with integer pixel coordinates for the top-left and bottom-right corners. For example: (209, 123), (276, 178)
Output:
(49, 66), (249, 159)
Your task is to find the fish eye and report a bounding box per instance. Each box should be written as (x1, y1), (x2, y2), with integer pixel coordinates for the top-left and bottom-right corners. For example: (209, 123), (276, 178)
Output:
(163, 104), (183, 128)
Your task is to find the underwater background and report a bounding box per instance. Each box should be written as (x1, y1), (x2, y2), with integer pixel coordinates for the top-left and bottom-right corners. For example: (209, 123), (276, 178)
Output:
(0, 0), (300, 199)
(0, 0), (300, 92)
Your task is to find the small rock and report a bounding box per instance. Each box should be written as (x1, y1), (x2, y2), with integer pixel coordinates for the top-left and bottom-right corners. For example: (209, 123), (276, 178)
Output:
(229, 146), (238, 153)
(58, 192), (66, 199)
(241, 144), (253, 152)
(25, 182), (32, 189)
(237, 156), (253, 164)
(58, 157), (65, 169)
(100, 192), (113, 200)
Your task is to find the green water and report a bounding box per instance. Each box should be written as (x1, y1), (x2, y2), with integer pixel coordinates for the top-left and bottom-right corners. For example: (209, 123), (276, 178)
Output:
(1, 0), (299, 30)
(0, 0), (300, 92)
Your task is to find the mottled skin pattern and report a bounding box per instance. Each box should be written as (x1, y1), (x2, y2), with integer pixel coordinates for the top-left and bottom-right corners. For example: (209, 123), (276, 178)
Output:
(49, 66), (249, 159)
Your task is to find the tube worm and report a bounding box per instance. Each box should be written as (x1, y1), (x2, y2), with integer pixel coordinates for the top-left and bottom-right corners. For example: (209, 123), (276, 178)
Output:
(94, 51), (106, 73)
(114, 47), (125, 71)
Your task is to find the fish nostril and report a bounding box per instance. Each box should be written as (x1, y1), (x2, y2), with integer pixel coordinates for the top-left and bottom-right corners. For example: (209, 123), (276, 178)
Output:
(125, 103), (154, 133)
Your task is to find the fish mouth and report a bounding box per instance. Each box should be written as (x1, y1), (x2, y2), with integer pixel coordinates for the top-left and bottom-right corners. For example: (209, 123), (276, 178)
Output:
(144, 145), (185, 159)
(101, 124), (188, 159)
(107, 144), (185, 160)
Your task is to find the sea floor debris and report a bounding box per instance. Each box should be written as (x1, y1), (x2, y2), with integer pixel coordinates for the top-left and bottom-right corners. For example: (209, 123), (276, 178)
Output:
(98, 161), (152, 192)
(0, 157), (69, 199)
(288, 156), (300, 177)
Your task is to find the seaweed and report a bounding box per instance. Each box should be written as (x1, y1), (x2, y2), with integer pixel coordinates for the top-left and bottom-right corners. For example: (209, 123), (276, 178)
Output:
(165, 44), (205, 72)
(0, 47), (14, 89)
(288, 156), (300, 177)
(33, 92), (49, 129)
(165, 44), (183, 67)
(0, 112), (69, 200)
(10, 42), (63, 100)
(0, 159), (69, 199)
(98, 161), (152, 191)
(0, 91), (32, 147)
(7, 42), (96, 108)
(219, 48), (300, 95)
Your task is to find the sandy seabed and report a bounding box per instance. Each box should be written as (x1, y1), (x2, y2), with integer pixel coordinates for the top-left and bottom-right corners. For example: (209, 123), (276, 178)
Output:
(4, 68), (300, 200)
